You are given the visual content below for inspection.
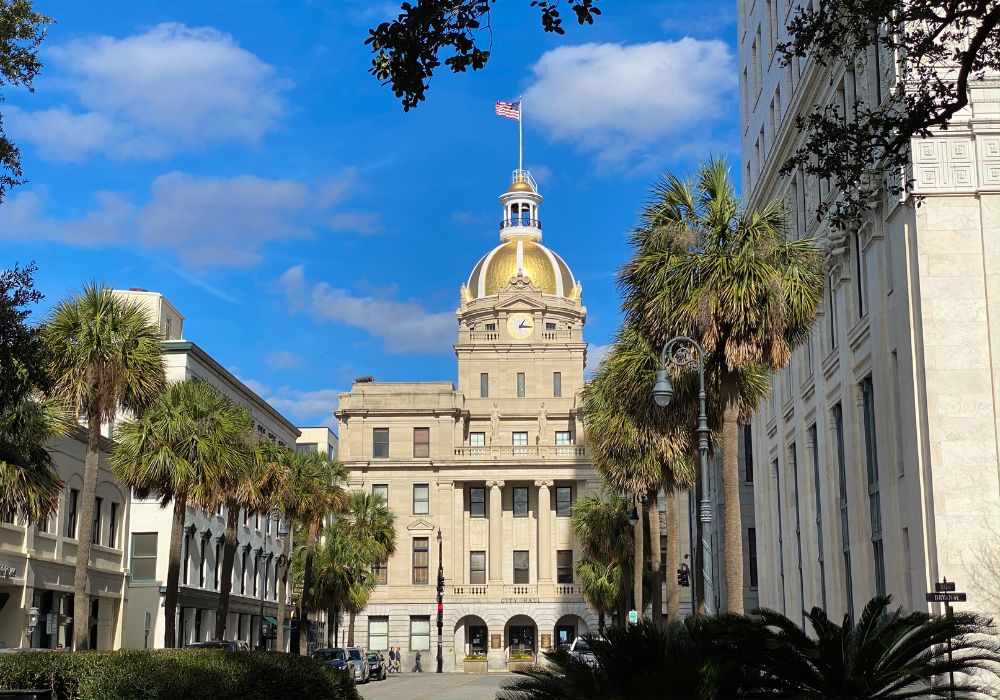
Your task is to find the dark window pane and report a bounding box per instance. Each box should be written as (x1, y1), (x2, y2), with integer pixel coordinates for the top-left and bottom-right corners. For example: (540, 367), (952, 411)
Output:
(556, 487), (572, 517)
(480, 373), (489, 398)
(513, 550), (529, 583)
(517, 372), (526, 398)
(413, 484), (429, 514)
(413, 427), (430, 458)
(513, 487), (528, 517)
(470, 551), (486, 584)
(556, 550), (573, 583)
(470, 488), (485, 518)
(373, 428), (389, 458)
(413, 538), (429, 584)
(553, 372), (562, 397)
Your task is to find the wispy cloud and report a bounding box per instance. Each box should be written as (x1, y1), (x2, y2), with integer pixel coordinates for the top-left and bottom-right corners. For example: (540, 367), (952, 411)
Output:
(231, 370), (341, 424)
(0, 169), (379, 268)
(8, 23), (289, 162)
(266, 351), (304, 371)
(585, 343), (611, 378)
(523, 39), (737, 164)
(279, 265), (455, 354)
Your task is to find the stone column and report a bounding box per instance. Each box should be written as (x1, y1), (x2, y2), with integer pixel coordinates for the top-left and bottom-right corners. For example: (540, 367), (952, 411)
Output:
(453, 481), (465, 585)
(535, 480), (554, 583)
(487, 481), (504, 583)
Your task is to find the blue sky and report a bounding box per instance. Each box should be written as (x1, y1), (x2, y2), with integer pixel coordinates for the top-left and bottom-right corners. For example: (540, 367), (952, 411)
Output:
(2, 0), (739, 428)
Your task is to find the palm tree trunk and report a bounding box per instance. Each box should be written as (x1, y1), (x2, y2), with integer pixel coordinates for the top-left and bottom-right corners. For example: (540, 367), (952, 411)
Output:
(276, 533), (290, 651)
(333, 605), (340, 646)
(72, 409), (102, 650)
(721, 382), (744, 613)
(633, 497), (644, 618)
(347, 610), (356, 646)
(292, 521), (319, 654)
(597, 611), (605, 635)
(214, 505), (240, 640)
(647, 496), (662, 629)
(164, 491), (188, 648)
(663, 485), (681, 622)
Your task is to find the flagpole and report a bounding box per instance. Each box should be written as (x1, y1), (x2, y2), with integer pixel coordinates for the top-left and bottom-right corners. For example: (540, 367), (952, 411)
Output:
(518, 96), (523, 173)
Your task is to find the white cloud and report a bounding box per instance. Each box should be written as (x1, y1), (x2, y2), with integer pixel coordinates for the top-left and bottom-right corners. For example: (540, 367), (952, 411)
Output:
(8, 23), (287, 161)
(266, 351), (303, 371)
(231, 371), (341, 424)
(585, 343), (611, 378)
(0, 170), (379, 267)
(522, 39), (737, 162)
(280, 265), (455, 354)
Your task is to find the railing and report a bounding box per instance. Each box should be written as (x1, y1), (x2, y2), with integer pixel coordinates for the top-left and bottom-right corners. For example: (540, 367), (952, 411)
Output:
(500, 217), (542, 230)
(503, 585), (538, 596)
(554, 584), (578, 596)
(469, 331), (500, 341)
(452, 445), (587, 459)
(452, 585), (488, 597)
(541, 330), (574, 340)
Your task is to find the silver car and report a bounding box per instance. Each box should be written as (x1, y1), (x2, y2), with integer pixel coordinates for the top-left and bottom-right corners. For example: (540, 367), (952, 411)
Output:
(346, 646), (370, 684)
(569, 637), (598, 669)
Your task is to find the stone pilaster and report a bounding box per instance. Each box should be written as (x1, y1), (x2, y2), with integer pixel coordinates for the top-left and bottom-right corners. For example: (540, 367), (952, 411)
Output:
(487, 480), (504, 583)
(535, 480), (554, 583)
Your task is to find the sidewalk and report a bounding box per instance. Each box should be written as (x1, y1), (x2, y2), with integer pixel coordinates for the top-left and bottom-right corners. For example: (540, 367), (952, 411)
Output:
(359, 672), (514, 700)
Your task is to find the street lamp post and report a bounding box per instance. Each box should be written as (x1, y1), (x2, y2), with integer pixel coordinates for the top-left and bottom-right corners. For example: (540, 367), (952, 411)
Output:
(436, 527), (444, 673)
(258, 506), (285, 650)
(652, 335), (715, 615)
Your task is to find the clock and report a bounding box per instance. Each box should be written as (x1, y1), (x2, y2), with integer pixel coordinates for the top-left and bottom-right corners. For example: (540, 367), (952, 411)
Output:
(506, 313), (534, 340)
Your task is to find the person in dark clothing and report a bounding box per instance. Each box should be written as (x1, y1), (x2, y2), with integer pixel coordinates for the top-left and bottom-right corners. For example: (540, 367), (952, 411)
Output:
(412, 649), (423, 672)
(388, 647), (396, 673)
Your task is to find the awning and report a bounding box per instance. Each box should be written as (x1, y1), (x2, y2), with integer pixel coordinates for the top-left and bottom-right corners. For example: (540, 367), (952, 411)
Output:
(264, 615), (290, 629)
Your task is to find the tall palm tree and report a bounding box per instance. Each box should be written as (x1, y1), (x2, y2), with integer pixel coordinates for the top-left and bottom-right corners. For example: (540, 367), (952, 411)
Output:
(0, 396), (71, 521)
(574, 559), (621, 634)
(110, 379), (251, 648)
(210, 435), (284, 642)
(339, 490), (396, 645)
(570, 489), (634, 623)
(620, 158), (825, 611)
(44, 284), (165, 649)
(277, 449), (347, 654)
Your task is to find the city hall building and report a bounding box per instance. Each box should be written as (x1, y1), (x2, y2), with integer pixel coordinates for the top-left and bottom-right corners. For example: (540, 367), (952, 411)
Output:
(336, 170), (601, 671)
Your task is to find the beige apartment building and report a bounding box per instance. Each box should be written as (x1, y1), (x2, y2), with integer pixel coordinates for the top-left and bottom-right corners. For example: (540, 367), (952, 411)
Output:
(336, 171), (601, 671)
(739, 0), (1000, 627)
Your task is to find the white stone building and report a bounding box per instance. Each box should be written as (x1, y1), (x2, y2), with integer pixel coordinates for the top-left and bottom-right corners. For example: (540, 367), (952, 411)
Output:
(739, 0), (1000, 626)
(114, 290), (300, 650)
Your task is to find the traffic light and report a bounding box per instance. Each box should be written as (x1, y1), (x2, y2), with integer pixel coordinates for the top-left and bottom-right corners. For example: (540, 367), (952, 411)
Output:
(677, 565), (690, 587)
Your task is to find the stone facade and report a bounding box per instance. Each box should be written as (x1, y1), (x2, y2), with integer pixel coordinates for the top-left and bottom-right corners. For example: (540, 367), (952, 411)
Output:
(336, 171), (601, 671)
(739, 0), (1000, 625)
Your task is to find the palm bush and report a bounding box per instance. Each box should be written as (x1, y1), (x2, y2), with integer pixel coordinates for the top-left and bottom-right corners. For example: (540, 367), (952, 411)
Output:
(0, 396), (70, 521)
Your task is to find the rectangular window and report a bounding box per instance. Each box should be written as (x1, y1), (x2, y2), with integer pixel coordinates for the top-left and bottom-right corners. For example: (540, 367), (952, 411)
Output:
(891, 351), (904, 476)
(470, 551), (486, 584)
(790, 443), (806, 626)
(861, 377), (879, 488)
(412, 538), (429, 584)
(773, 458), (786, 612)
(480, 373), (489, 398)
(410, 616), (430, 650)
(833, 402), (854, 619)
(373, 428), (389, 459)
(470, 431), (486, 456)
(214, 540), (222, 590)
(513, 550), (529, 584)
(545, 322), (556, 331)
(748, 527), (758, 589)
(828, 276), (839, 351)
(743, 425), (754, 483)
(37, 516), (47, 534)
(513, 487), (529, 517)
(374, 558), (388, 585)
(240, 549), (248, 594)
(199, 537), (207, 588)
(516, 372), (526, 398)
(184, 530), (193, 585)
(556, 550), (573, 584)
(555, 430), (572, 455)
(484, 322), (496, 332)
(556, 486), (572, 517)
(372, 484), (389, 503)
(91, 497), (103, 544)
(413, 427), (430, 458)
(810, 424), (827, 610)
(470, 487), (486, 518)
(412, 484), (429, 515)
(66, 488), (79, 539)
(854, 230), (866, 319)
(130, 533), (158, 581)
(553, 372), (562, 397)
(369, 617), (389, 651)
(108, 502), (119, 548)
(512, 431), (528, 456)
(295, 442), (318, 454)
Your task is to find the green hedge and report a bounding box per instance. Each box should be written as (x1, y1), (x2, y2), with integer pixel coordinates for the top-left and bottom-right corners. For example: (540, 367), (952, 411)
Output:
(0, 649), (359, 700)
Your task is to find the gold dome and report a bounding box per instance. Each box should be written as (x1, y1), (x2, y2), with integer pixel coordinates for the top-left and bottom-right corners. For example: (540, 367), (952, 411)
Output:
(467, 236), (576, 299)
(507, 177), (535, 193)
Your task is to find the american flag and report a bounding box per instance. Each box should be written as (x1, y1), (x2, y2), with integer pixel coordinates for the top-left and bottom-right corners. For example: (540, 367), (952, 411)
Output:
(495, 100), (520, 121)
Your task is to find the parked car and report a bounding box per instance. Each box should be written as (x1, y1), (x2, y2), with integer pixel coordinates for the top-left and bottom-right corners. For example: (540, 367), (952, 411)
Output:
(186, 640), (250, 651)
(310, 647), (355, 678)
(366, 651), (387, 681)
(569, 637), (598, 669)
(346, 646), (370, 684)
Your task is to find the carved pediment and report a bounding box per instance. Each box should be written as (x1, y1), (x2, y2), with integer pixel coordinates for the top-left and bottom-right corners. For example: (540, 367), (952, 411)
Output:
(406, 518), (436, 532)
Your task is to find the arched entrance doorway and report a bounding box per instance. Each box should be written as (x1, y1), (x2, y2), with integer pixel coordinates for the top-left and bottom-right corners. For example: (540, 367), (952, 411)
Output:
(453, 614), (489, 657)
(554, 614), (590, 647)
(504, 614), (537, 661)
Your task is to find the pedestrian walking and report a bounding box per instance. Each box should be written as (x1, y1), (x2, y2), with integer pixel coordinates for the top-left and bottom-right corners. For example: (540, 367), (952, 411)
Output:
(388, 647), (397, 673)
(412, 649), (423, 673)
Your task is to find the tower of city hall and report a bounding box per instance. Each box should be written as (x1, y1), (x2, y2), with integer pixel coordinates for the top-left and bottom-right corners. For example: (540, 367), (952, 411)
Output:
(335, 169), (599, 671)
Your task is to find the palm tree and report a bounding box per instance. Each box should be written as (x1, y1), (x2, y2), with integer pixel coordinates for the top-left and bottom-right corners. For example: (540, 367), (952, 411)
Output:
(752, 596), (1000, 698)
(110, 379), (251, 648)
(44, 284), (165, 649)
(574, 560), (621, 634)
(339, 490), (396, 645)
(570, 489), (633, 623)
(210, 435), (284, 642)
(619, 158), (825, 611)
(0, 396), (71, 521)
(277, 449), (347, 654)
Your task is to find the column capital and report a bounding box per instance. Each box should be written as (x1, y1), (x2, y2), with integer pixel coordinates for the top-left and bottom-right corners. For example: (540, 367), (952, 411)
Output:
(487, 480), (505, 489)
(534, 480), (554, 489)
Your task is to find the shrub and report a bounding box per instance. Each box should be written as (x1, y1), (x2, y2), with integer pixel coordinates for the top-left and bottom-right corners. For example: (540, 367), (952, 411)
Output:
(0, 649), (360, 700)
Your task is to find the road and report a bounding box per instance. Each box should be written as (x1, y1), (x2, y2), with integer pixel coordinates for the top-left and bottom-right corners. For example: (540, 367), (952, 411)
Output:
(359, 672), (514, 700)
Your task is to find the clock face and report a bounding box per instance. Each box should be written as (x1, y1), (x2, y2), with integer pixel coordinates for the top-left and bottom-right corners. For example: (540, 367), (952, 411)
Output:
(506, 313), (534, 340)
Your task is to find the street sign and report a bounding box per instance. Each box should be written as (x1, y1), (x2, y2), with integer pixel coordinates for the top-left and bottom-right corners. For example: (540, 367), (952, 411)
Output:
(935, 581), (956, 592)
(926, 592), (966, 603)
(628, 609), (638, 624)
